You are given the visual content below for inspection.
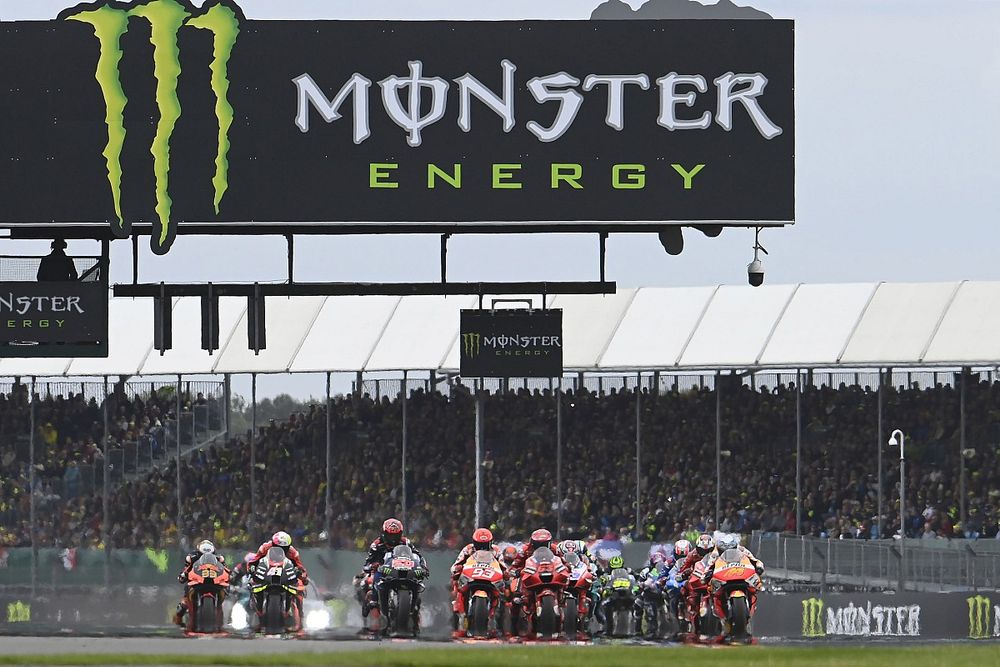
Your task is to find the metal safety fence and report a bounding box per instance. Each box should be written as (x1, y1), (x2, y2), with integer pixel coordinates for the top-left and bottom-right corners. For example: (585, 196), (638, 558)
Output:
(750, 531), (1000, 592)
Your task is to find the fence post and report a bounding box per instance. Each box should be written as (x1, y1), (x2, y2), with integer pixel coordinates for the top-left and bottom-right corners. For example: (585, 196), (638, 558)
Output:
(715, 371), (721, 528)
(960, 368), (967, 532)
(474, 385), (484, 528)
(877, 368), (884, 539)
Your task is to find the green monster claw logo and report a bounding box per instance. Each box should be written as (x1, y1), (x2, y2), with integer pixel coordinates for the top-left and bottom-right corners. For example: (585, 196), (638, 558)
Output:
(967, 595), (998, 639)
(801, 597), (825, 637)
(61, 0), (241, 255)
(462, 333), (481, 358)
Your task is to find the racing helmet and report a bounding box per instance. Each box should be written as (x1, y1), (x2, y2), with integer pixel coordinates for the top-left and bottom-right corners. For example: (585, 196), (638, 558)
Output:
(271, 531), (292, 548)
(529, 528), (552, 550)
(559, 540), (579, 555)
(650, 551), (667, 567)
(382, 518), (404, 546)
(501, 545), (518, 565)
(673, 539), (692, 560)
(197, 540), (215, 555)
(472, 527), (494, 551)
(243, 552), (255, 564)
(695, 534), (715, 557)
(609, 555), (625, 570)
(717, 534), (739, 553)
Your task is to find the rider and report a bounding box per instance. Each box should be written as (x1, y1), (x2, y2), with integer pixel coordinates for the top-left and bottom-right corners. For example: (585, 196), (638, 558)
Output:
(699, 534), (765, 581)
(173, 540), (226, 627)
(509, 528), (555, 634)
(597, 555), (641, 632)
(677, 534), (715, 580)
(449, 528), (503, 630)
(362, 518), (428, 619)
(500, 545), (519, 569)
(248, 531), (309, 584)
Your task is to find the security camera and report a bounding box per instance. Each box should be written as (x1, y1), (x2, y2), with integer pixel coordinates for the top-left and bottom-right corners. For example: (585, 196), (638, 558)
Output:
(747, 259), (764, 287)
(747, 227), (768, 288)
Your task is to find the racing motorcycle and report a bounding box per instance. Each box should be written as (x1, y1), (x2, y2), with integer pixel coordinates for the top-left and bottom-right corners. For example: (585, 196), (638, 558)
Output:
(708, 548), (762, 642)
(379, 544), (426, 637)
(519, 547), (569, 639)
(184, 553), (230, 634)
(684, 559), (721, 637)
(249, 546), (305, 634)
(637, 567), (672, 639)
(602, 567), (638, 638)
(562, 552), (595, 638)
(456, 549), (505, 638)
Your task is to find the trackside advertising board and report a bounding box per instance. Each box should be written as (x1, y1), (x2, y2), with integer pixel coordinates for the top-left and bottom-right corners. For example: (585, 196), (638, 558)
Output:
(0, 1), (794, 254)
(460, 309), (563, 378)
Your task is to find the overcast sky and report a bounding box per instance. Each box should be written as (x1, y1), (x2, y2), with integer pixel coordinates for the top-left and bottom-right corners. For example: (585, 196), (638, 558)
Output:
(2, 0), (998, 399)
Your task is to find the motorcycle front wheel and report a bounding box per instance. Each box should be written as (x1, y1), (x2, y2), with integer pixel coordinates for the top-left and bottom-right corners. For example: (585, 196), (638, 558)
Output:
(563, 598), (579, 638)
(395, 589), (412, 636)
(728, 595), (749, 639)
(468, 595), (490, 638)
(196, 594), (218, 633)
(537, 596), (557, 637)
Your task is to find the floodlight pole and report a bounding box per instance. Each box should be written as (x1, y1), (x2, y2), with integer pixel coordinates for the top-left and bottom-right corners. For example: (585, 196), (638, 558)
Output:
(889, 428), (905, 591)
(795, 370), (802, 536)
(474, 385), (484, 528)
(251, 373), (257, 537)
(715, 371), (722, 529)
(176, 374), (183, 547)
(325, 372), (332, 546)
(102, 375), (110, 588)
(556, 379), (563, 539)
(960, 368), (967, 532)
(877, 369), (884, 539)
(401, 370), (408, 527)
(635, 372), (641, 538)
(29, 377), (36, 598)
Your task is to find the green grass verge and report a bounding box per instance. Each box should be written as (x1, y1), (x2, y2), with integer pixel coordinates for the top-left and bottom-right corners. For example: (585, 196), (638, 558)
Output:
(2, 645), (1000, 667)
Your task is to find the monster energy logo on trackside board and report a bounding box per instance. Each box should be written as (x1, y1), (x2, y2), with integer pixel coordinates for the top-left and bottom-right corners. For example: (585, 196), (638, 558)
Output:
(59, 0), (242, 255)
(967, 595), (1000, 639)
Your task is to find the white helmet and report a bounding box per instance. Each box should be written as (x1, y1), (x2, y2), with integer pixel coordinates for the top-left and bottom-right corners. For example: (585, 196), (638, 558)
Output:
(717, 534), (739, 553)
(272, 531), (292, 548)
(197, 540), (216, 555)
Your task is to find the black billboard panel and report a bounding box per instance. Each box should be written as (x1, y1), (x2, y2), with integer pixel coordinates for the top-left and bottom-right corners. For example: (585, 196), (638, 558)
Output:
(460, 309), (563, 378)
(0, 6), (794, 253)
(0, 282), (108, 356)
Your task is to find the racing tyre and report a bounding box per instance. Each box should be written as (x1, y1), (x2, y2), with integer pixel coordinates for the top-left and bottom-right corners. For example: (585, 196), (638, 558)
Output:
(729, 596), (749, 639)
(196, 596), (218, 633)
(537, 596), (557, 637)
(263, 595), (283, 634)
(563, 600), (579, 638)
(469, 596), (490, 638)
(613, 609), (632, 637)
(395, 589), (412, 636)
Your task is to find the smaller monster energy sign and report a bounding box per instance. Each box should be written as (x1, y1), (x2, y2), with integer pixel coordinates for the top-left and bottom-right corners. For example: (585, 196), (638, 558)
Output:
(460, 309), (563, 378)
(0, 282), (108, 351)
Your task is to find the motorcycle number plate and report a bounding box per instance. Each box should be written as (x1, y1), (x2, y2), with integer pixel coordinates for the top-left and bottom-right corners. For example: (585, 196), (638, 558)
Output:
(267, 566), (283, 576)
(391, 558), (414, 569)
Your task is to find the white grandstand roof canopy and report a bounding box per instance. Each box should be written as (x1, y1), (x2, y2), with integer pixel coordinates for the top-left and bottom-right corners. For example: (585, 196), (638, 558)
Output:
(2, 281), (998, 378)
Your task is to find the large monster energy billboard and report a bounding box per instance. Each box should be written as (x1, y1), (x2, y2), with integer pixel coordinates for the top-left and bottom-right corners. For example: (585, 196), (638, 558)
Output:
(0, 0), (794, 254)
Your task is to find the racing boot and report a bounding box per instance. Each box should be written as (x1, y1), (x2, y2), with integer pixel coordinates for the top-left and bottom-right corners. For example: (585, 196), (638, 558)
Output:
(173, 602), (186, 627)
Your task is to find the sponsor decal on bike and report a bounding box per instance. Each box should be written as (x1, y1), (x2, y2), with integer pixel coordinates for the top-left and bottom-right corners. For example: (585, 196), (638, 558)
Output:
(967, 595), (1000, 639)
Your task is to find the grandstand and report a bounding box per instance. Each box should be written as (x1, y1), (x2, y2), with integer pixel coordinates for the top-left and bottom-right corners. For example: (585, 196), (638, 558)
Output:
(2, 281), (999, 594)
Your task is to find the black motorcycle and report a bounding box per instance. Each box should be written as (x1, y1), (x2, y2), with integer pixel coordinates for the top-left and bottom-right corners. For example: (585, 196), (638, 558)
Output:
(378, 544), (426, 637)
(602, 568), (638, 638)
(249, 546), (304, 634)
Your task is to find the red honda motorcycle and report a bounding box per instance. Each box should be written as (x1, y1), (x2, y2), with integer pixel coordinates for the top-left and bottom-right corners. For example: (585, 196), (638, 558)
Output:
(519, 547), (569, 639)
(456, 550), (506, 638)
(708, 549), (762, 642)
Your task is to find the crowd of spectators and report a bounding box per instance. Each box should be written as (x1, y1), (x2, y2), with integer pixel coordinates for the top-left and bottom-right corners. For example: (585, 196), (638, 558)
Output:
(3, 374), (1000, 550)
